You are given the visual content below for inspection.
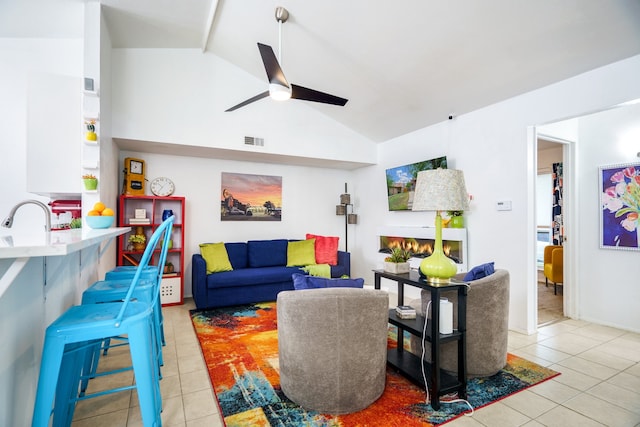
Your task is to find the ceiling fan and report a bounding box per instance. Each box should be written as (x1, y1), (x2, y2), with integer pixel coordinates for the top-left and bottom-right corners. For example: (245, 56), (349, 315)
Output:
(225, 7), (348, 112)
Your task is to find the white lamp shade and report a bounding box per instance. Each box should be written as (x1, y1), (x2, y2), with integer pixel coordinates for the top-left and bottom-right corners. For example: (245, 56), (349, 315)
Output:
(411, 169), (469, 212)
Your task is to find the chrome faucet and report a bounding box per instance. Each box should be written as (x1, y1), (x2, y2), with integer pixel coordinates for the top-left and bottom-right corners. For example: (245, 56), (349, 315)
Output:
(2, 199), (52, 232)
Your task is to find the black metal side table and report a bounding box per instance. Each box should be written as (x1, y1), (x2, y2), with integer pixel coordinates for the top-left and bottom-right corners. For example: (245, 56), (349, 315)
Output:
(374, 269), (468, 410)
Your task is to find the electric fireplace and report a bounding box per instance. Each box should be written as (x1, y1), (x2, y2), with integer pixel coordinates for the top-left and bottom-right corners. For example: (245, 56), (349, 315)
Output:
(377, 226), (468, 273)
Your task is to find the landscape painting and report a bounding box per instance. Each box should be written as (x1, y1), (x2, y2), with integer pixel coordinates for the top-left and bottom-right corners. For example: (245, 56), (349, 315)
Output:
(386, 156), (447, 211)
(221, 172), (282, 221)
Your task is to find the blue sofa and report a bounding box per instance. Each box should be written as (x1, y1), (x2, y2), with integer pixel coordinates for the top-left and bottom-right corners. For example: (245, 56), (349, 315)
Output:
(192, 239), (351, 309)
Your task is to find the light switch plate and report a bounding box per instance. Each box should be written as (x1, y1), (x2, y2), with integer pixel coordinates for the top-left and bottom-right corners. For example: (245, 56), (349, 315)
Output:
(496, 201), (512, 211)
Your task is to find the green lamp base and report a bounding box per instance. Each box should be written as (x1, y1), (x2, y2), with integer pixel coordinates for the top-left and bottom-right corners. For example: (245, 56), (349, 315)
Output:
(419, 211), (458, 285)
(419, 252), (458, 285)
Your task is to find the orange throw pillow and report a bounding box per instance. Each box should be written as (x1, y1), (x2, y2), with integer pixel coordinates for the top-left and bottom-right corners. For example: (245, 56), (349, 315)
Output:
(306, 234), (339, 265)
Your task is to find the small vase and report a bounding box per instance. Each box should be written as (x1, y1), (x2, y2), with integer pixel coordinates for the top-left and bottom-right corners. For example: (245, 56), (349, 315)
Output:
(132, 242), (145, 251)
(162, 209), (174, 221)
(85, 131), (97, 141)
(450, 215), (465, 228)
(83, 178), (98, 190)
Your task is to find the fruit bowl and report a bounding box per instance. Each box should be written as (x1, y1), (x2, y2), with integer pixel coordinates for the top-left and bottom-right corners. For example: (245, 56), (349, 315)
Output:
(85, 215), (114, 229)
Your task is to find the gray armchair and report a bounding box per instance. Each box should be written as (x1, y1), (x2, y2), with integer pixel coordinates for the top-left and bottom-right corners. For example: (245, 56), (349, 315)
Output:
(410, 269), (510, 377)
(277, 287), (389, 414)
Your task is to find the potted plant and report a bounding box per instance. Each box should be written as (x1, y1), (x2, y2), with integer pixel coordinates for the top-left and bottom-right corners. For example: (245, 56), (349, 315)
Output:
(85, 119), (97, 141)
(447, 210), (465, 228)
(384, 247), (411, 274)
(128, 234), (146, 251)
(82, 174), (98, 190)
(164, 261), (175, 274)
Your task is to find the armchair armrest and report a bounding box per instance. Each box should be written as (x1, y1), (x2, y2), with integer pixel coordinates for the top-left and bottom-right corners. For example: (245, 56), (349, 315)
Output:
(543, 245), (562, 264)
(551, 247), (563, 279)
(192, 254), (208, 308)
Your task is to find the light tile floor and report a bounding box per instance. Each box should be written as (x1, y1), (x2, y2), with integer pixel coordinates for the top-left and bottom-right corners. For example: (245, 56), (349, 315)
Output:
(71, 298), (640, 427)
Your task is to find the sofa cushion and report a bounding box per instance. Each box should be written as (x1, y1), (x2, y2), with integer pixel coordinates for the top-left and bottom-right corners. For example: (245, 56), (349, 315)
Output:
(224, 242), (248, 269)
(463, 262), (495, 281)
(306, 233), (339, 265)
(208, 266), (304, 288)
(199, 243), (233, 274)
(292, 273), (364, 290)
(287, 239), (317, 267)
(248, 239), (288, 267)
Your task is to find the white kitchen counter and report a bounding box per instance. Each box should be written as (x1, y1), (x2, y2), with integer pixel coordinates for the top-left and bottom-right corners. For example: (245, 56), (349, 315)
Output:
(0, 227), (129, 301)
(0, 227), (129, 259)
(0, 226), (130, 425)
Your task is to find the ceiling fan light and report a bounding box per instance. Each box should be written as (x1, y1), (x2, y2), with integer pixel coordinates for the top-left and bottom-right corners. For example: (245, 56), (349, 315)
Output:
(269, 83), (292, 101)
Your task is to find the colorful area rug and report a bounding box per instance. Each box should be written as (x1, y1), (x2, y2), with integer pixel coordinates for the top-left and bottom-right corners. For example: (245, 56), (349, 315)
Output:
(190, 302), (559, 426)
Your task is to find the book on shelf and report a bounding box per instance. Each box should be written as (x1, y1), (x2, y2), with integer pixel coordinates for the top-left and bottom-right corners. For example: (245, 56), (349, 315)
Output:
(396, 312), (417, 319)
(128, 218), (151, 224)
(395, 305), (417, 319)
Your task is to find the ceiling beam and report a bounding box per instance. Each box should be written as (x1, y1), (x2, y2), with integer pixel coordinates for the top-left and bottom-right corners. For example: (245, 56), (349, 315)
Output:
(201, 0), (220, 52)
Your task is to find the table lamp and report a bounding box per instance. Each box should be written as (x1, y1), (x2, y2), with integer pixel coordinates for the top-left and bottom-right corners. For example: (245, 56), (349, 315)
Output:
(412, 169), (469, 284)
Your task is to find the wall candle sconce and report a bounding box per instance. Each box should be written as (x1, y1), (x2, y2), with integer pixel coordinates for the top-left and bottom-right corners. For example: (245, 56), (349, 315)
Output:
(336, 183), (358, 252)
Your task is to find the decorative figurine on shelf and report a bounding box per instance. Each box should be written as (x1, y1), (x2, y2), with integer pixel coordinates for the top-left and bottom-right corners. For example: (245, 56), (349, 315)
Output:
(85, 119), (97, 141)
(82, 174), (98, 190)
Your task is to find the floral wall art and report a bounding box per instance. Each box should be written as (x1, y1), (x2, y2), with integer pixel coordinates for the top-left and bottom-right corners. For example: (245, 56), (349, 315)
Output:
(600, 162), (640, 250)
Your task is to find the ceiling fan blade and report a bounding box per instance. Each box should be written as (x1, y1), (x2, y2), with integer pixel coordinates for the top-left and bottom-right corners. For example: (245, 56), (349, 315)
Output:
(257, 43), (289, 87)
(291, 84), (348, 106)
(225, 91), (270, 112)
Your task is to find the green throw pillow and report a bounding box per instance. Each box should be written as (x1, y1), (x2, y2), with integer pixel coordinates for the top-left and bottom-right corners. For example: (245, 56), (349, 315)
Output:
(287, 239), (317, 267)
(200, 243), (233, 274)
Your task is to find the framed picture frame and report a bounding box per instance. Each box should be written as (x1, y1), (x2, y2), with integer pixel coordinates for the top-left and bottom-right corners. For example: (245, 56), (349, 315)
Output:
(385, 156), (447, 211)
(599, 162), (640, 251)
(221, 172), (282, 221)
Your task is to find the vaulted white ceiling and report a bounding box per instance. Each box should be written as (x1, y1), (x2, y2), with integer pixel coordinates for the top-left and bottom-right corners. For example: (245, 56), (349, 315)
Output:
(6, 0), (640, 142)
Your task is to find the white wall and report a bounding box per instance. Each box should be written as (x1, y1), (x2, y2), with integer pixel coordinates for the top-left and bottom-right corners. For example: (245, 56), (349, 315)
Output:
(0, 38), (83, 228)
(574, 103), (640, 330)
(119, 150), (354, 298)
(352, 54), (640, 334)
(111, 49), (377, 166)
(113, 53), (640, 333)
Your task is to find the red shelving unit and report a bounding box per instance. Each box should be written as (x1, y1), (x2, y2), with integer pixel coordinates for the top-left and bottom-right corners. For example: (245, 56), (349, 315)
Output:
(117, 195), (185, 306)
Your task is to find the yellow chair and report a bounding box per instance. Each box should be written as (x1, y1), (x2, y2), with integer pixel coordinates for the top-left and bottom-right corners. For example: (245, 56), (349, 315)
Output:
(543, 245), (563, 295)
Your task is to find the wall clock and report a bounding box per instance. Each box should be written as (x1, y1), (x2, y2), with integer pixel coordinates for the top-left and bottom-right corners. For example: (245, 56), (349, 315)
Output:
(123, 157), (145, 195)
(150, 177), (175, 196)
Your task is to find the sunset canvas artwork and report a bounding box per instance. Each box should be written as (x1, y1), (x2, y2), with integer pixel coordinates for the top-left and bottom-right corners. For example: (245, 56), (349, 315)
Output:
(221, 172), (283, 221)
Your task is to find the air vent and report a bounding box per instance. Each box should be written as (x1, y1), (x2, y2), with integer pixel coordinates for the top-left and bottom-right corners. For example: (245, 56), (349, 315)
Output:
(244, 136), (264, 146)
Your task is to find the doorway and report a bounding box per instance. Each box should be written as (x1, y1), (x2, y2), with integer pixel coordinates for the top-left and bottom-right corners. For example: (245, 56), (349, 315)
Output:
(536, 137), (565, 325)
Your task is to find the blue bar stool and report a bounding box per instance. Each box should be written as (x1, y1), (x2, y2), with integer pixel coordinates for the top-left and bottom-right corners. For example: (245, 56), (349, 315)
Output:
(78, 217), (174, 394)
(32, 216), (174, 427)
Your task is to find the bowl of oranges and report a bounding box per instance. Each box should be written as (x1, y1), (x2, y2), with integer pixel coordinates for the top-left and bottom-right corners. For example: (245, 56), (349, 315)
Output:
(85, 202), (115, 229)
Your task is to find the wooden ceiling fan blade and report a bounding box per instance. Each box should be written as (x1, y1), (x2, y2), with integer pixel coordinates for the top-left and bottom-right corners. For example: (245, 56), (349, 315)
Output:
(225, 91), (270, 112)
(291, 84), (348, 106)
(257, 43), (289, 87)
